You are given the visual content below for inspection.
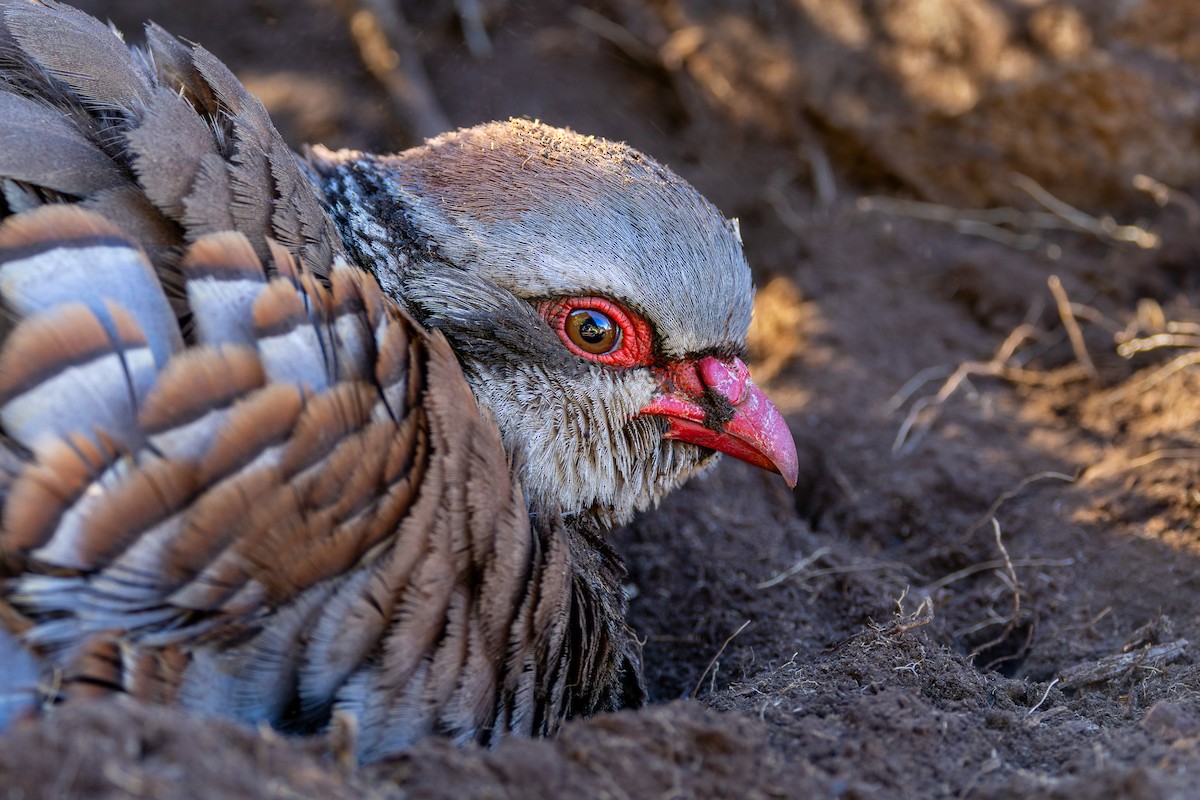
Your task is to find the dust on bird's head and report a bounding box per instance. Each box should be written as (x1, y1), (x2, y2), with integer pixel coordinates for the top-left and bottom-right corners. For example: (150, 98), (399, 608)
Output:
(391, 119), (753, 358)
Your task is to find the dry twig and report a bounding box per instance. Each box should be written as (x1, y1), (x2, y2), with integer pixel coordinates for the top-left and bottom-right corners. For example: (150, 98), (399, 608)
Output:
(857, 195), (1046, 250)
(1102, 299), (1200, 403)
(876, 595), (935, 638)
(919, 556), (1073, 597)
(1133, 174), (1200, 226)
(568, 7), (658, 64)
(1118, 333), (1200, 358)
(806, 143), (837, 210)
(454, 0), (492, 59)
(1057, 639), (1189, 690)
(828, 597), (935, 654)
(890, 284), (1108, 451)
(1082, 448), (1200, 482)
(859, 173), (1161, 251)
(759, 559), (913, 590)
(887, 365), (955, 413)
(1104, 351), (1200, 405)
(765, 169), (810, 238)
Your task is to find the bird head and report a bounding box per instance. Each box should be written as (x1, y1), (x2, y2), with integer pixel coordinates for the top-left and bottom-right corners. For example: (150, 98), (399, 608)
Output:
(309, 120), (797, 526)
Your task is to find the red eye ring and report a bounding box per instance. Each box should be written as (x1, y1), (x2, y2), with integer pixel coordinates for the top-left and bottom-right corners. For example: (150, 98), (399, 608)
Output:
(538, 296), (654, 368)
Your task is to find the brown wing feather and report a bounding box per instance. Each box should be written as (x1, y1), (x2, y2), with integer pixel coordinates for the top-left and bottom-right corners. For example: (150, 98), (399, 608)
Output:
(0, 0), (343, 274)
(0, 211), (569, 753)
(0, 211), (605, 758)
(0, 0), (640, 761)
(3, 0), (154, 112)
(0, 92), (125, 196)
(125, 89), (220, 222)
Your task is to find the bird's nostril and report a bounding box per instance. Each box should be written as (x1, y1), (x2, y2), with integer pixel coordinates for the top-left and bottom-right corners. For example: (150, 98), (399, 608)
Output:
(698, 356), (749, 405)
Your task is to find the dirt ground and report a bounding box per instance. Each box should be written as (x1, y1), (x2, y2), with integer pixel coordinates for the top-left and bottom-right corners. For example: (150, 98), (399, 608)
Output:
(3, 1), (1200, 797)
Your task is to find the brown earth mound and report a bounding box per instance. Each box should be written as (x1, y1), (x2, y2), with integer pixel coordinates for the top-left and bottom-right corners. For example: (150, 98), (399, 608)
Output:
(4, 1), (1200, 797)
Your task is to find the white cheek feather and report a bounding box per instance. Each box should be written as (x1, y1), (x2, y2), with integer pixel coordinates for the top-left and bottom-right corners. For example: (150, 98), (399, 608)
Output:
(465, 361), (713, 525)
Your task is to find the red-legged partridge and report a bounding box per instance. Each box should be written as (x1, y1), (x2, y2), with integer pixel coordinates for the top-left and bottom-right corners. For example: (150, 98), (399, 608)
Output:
(0, 0), (798, 762)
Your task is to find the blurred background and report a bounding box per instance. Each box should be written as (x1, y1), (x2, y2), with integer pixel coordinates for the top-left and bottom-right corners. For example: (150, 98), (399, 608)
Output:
(30, 2), (1200, 796)
(71, 0), (1200, 252)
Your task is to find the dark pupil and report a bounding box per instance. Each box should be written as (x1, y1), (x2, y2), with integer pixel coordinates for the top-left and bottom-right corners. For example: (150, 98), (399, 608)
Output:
(578, 312), (610, 343)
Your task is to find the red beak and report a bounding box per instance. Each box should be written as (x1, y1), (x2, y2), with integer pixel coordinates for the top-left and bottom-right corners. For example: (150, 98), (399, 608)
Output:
(639, 356), (799, 487)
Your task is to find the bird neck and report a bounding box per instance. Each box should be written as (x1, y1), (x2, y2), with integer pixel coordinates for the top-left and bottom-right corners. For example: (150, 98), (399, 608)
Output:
(561, 515), (646, 717)
(309, 154), (431, 294)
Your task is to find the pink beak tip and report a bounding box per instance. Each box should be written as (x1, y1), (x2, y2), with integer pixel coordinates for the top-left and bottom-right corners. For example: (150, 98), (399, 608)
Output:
(762, 410), (799, 488)
(779, 450), (800, 489)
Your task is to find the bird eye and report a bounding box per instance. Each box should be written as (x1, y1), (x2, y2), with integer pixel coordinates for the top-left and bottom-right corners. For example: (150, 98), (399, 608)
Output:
(538, 295), (652, 368)
(566, 308), (620, 354)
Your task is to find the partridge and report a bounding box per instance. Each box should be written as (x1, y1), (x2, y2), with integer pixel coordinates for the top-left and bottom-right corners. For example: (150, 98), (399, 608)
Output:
(0, 0), (798, 762)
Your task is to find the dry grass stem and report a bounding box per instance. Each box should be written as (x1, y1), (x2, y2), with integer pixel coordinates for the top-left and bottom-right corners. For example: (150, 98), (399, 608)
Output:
(830, 596), (936, 653)
(955, 610), (1014, 638)
(765, 169), (811, 238)
(1069, 302), (1123, 333)
(1048, 275), (1099, 382)
(454, 0), (492, 59)
(1103, 301), (1200, 402)
(1082, 448), (1200, 482)
(860, 173), (1162, 252)
(569, 8), (658, 64)
(919, 556), (1075, 597)
(970, 520), (1022, 664)
(805, 143), (837, 210)
(1068, 606), (1113, 634)
(756, 546), (832, 589)
(691, 620), (752, 698)
(1133, 174), (1200, 225)
(1117, 333), (1200, 358)
(887, 365), (955, 413)
(891, 291), (1110, 450)
(1026, 678), (1060, 716)
(961, 471), (1077, 540)
(893, 324), (1047, 452)
(1166, 322), (1200, 336)
(876, 596), (935, 638)
(761, 560), (914, 590)
(857, 195), (1046, 250)
(1104, 351), (1200, 405)
(1011, 173), (1160, 249)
